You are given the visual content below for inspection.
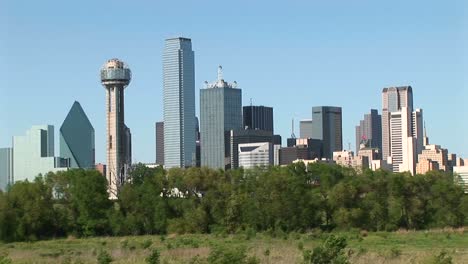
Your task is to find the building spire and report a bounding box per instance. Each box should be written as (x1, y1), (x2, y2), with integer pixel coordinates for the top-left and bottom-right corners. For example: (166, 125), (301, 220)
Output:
(217, 65), (223, 81)
(423, 121), (429, 146)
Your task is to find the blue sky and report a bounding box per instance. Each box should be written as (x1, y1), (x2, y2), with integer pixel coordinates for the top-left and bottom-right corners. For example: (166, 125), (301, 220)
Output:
(1, 0), (467, 163)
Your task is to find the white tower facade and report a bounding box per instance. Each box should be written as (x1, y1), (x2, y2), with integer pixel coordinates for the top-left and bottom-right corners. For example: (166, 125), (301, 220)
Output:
(100, 58), (132, 199)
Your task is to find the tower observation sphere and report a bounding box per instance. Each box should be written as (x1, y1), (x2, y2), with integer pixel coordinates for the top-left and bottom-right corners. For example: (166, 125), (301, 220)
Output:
(100, 58), (132, 199)
(100, 58), (132, 86)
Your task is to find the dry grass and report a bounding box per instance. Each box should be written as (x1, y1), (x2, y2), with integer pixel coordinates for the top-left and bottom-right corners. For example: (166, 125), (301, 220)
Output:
(1, 230), (467, 263)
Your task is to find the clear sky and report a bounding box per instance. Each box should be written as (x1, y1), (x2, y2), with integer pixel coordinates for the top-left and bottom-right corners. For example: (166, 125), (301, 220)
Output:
(1, 0), (467, 163)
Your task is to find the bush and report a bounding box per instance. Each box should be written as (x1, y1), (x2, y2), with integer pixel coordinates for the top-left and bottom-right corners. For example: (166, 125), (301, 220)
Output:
(303, 235), (349, 264)
(142, 239), (153, 249)
(0, 251), (12, 264)
(146, 249), (160, 264)
(427, 250), (453, 264)
(97, 250), (113, 264)
(388, 247), (401, 258)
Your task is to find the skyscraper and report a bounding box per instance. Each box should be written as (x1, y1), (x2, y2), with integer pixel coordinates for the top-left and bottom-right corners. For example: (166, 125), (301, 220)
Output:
(382, 86), (413, 160)
(60, 101), (95, 169)
(100, 58), (132, 199)
(243, 105), (274, 133)
(238, 142), (273, 169)
(200, 66), (242, 169)
(13, 125), (69, 182)
(355, 109), (382, 153)
(163, 37), (196, 168)
(300, 119), (313, 139)
(311, 106), (343, 159)
(0, 148), (13, 191)
(155, 121), (164, 166)
(381, 86), (423, 174)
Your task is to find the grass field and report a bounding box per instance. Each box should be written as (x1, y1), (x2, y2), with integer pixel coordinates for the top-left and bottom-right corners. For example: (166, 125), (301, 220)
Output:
(1, 228), (467, 263)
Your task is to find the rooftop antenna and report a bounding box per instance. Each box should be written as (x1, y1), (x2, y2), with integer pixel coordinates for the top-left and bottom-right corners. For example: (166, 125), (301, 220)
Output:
(291, 118), (296, 138)
(217, 65), (223, 81)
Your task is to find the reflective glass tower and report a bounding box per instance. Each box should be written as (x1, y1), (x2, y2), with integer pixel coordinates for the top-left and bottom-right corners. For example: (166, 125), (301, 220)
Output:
(163, 37), (196, 168)
(311, 106), (343, 159)
(100, 58), (132, 199)
(200, 66), (242, 169)
(60, 101), (95, 169)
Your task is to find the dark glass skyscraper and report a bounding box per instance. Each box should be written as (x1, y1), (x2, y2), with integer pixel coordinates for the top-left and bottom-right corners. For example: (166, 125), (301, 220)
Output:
(243, 105), (273, 133)
(155, 121), (164, 165)
(355, 109), (382, 153)
(60, 101), (95, 168)
(200, 66), (242, 169)
(311, 106), (343, 159)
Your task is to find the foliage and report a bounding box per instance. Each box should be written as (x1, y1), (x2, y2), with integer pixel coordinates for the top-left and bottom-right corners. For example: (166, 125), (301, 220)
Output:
(0, 163), (466, 242)
(426, 250), (453, 264)
(97, 249), (112, 264)
(303, 235), (349, 264)
(146, 248), (160, 264)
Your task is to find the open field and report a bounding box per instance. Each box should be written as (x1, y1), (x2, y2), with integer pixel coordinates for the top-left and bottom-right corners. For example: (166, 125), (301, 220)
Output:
(1, 229), (467, 263)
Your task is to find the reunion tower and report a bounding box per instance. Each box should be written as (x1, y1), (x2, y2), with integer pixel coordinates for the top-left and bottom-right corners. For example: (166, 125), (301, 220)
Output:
(100, 58), (132, 198)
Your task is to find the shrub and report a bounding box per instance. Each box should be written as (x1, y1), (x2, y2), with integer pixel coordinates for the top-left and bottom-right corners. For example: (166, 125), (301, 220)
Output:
(97, 250), (113, 264)
(142, 239), (153, 249)
(303, 235), (349, 264)
(207, 245), (259, 264)
(388, 247), (401, 258)
(264, 249), (270, 256)
(146, 249), (160, 264)
(0, 251), (12, 264)
(298, 241), (304, 251)
(427, 250), (453, 264)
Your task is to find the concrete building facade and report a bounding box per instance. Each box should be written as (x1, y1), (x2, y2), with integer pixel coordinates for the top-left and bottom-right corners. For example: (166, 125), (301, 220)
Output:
(300, 119), (313, 139)
(163, 37), (196, 168)
(238, 142), (273, 169)
(100, 58), (132, 198)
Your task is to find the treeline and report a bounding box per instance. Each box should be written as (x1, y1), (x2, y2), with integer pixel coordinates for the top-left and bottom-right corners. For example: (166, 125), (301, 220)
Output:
(0, 163), (467, 241)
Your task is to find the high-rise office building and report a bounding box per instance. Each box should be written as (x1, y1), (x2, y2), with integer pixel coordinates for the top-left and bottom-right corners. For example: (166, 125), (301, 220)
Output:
(155, 121), (164, 165)
(200, 66), (242, 169)
(60, 101), (95, 169)
(163, 37), (196, 168)
(229, 129), (273, 169)
(381, 86), (423, 174)
(355, 109), (382, 153)
(311, 106), (343, 159)
(13, 125), (69, 182)
(0, 148), (13, 191)
(243, 105), (274, 133)
(412, 109), (424, 156)
(100, 58), (132, 198)
(238, 142), (273, 169)
(300, 119), (313, 139)
(382, 86), (413, 160)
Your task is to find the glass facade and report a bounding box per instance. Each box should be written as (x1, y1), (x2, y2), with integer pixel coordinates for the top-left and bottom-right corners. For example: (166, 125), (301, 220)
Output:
(243, 105), (274, 133)
(60, 101), (95, 168)
(311, 106), (343, 159)
(0, 148), (12, 191)
(201, 86), (242, 169)
(163, 37), (196, 168)
(13, 125), (68, 182)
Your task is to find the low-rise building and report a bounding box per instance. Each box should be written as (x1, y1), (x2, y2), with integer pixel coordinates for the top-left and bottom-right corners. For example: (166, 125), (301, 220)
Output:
(238, 142), (273, 169)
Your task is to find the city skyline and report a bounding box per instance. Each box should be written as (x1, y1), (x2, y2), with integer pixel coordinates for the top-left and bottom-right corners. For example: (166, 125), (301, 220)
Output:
(1, 0), (467, 163)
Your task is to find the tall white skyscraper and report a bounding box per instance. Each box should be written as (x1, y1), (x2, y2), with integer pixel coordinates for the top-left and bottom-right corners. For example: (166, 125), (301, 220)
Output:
(163, 37), (196, 168)
(382, 86), (423, 175)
